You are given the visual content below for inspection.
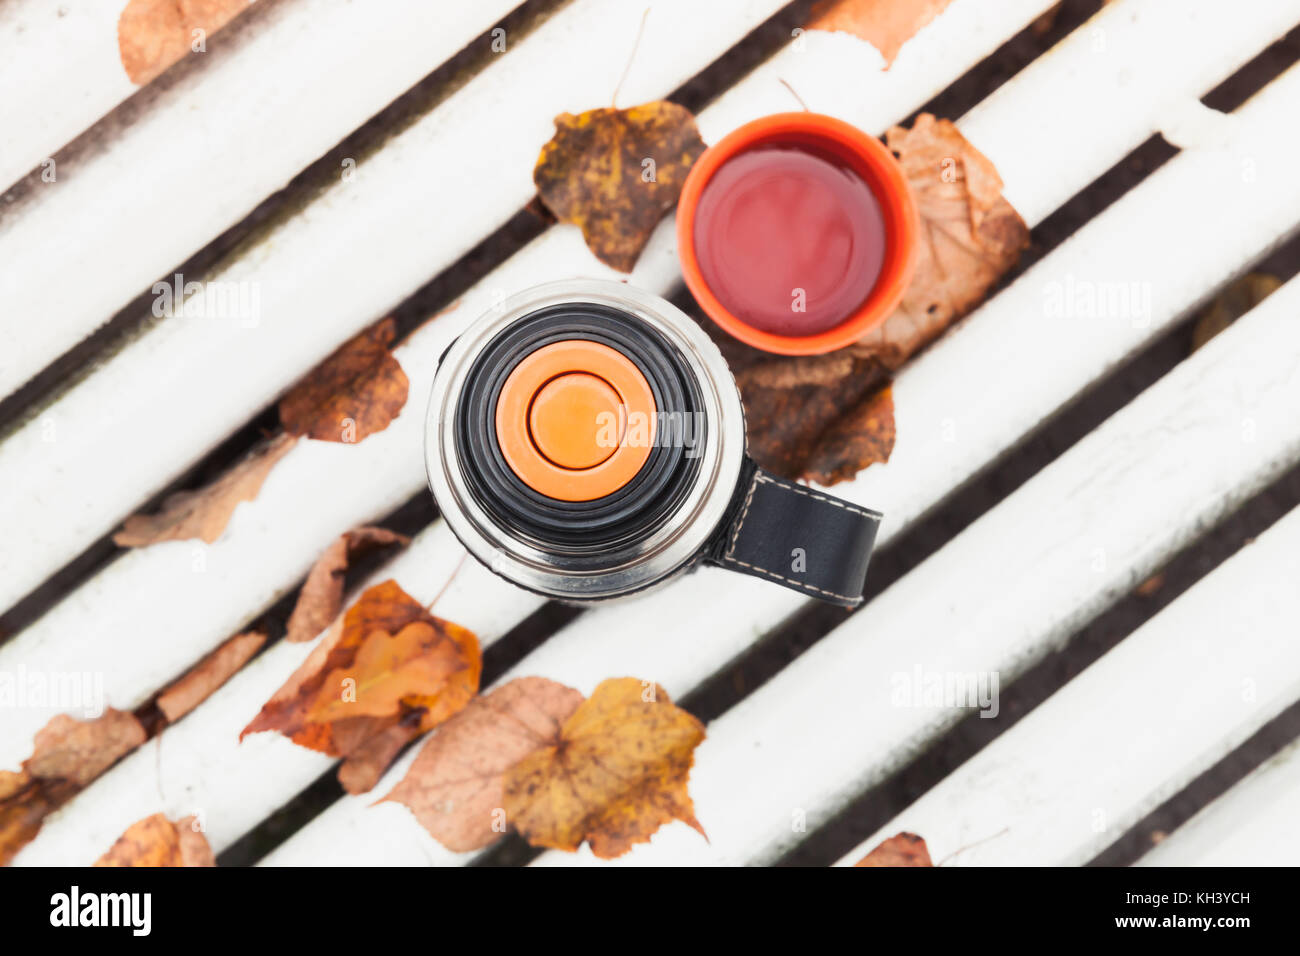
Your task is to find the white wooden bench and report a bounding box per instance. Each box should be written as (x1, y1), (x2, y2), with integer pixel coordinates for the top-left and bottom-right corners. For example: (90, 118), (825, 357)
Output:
(4, 0), (1300, 867)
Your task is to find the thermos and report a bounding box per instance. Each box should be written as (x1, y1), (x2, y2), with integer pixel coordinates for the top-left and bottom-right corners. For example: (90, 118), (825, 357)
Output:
(425, 280), (882, 605)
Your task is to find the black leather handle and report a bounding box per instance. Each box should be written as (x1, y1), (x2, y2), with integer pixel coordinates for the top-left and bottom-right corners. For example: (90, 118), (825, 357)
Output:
(708, 461), (882, 607)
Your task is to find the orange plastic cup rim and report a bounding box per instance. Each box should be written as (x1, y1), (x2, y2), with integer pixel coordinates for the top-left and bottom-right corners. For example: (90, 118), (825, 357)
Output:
(677, 112), (919, 356)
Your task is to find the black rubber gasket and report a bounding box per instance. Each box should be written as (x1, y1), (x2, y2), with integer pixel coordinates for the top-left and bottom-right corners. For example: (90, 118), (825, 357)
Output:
(453, 302), (706, 552)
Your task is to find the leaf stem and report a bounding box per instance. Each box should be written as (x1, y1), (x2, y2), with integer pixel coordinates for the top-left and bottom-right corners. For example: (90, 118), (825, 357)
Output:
(424, 553), (470, 614)
(612, 8), (652, 108)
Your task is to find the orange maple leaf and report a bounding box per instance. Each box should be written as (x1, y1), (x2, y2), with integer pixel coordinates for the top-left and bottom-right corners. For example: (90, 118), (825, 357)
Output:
(242, 580), (480, 767)
(807, 0), (955, 68)
(95, 813), (215, 867)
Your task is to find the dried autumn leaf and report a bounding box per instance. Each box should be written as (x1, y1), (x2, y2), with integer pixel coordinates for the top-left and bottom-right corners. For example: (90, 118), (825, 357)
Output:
(1191, 272), (1281, 351)
(855, 113), (1029, 369)
(503, 677), (706, 859)
(807, 0), (954, 68)
(735, 112), (1026, 485)
(0, 769), (37, 859)
(285, 526), (410, 643)
(26, 709), (146, 787)
(801, 384), (895, 485)
(113, 434), (297, 547)
(384, 676), (585, 852)
(242, 580), (480, 761)
(156, 631), (267, 723)
(279, 318), (410, 443)
(95, 813), (215, 867)
(243, 617), (349, 751)
(735, 352), (857, 391)
(855, 832), (934, 866)
(0, 782), (68, 867)
(118, 0), (251, 86)
(307, 621), (475, 724)
(534, 102), (706, 272)
(1, 710), (148, 864)
(739, 353), (889, 480)
(338, 719), (424, 796)
(0, 770), (30, 802)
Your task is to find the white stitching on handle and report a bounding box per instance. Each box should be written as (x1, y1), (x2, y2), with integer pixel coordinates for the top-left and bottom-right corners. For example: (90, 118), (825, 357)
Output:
(725, 471), (762, 558)
(721, 471), (875, 604)
(753, 472), (881, 521)
(720, 554), (862, 605)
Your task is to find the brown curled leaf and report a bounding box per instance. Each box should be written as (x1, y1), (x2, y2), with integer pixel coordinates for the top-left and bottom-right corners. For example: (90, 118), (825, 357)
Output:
(807, 0), (955, 69)
(740, 354), (889, 481)
(113, 434), (297, 548)
(26, 709), (147, 787)
(337, 718), (424, 796)
(94, 813), (215, 867)
(285, 526), (410, 643)
(279, 319), (410, 444)
(855, 113), (1029, 369)
(2, 710), (146, 865)
(156, 631), (267, 723)
(1, 782), (71, 867)
(384, 676), (585, 852)
(734, 352), (857, 391)
(0, 770), (30, 803)
(118, 0), (252, 86)
(800, 384), (895, 485)
(855, 831), (934, 866)
(534, 102), (706, 272)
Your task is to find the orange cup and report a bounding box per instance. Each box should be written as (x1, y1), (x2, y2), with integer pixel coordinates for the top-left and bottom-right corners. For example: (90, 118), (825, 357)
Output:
(677, 112), (918, 355)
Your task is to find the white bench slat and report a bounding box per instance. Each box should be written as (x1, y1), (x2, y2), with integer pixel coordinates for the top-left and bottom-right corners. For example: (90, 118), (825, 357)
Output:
(10, 0), (1063, 865)
(12, 521), (544, 866)
(848, 60), (1300, 567)
(1136, 740), (1300, 867)
(0, 0), (522, 399)
(960, 0), (1300, 227)
(833, 505), (1300, 867)
(0, 0), (794, 614)
(268, 51), (1300, 864)
(531, 271), (1300, 865)
(0, 0), (1055, 761)
(0, 0), (199, 190)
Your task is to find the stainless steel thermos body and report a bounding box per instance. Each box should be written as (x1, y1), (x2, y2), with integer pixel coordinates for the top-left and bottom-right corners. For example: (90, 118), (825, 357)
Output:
(425, 280), (881, 606)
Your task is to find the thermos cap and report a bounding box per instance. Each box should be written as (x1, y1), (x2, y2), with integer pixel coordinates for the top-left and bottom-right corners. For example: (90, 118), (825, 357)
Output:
(494, 339), (656, 501)
(426, 280), (746, 602)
